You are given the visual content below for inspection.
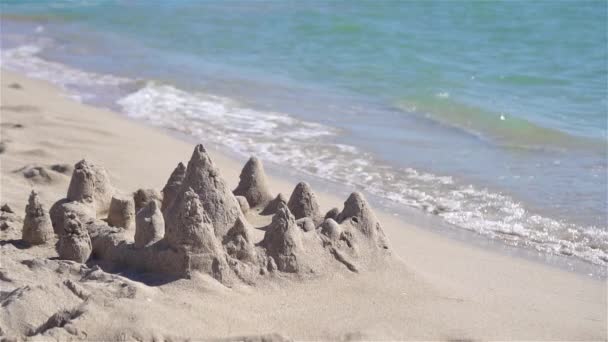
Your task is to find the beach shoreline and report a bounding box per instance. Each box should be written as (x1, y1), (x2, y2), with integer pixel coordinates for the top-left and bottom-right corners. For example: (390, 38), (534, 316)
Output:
(1, 69), (606, 340)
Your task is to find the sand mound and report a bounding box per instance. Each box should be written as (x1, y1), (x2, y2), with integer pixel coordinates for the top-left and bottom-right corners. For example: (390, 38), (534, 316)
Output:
(320, 218), (342, 241)
(22, 190), (54, 245)
(287, 182), (321, 224)
(160, 162), (186, 214)
(296, 217), (315, 232)
(233, 156), (273, 208)
(49, 163), (73, 175)
(324, 207), (340, 221)
(13, 164), (67, 184)
(1, 203), (22, 233)
(66, 160), (114, 215)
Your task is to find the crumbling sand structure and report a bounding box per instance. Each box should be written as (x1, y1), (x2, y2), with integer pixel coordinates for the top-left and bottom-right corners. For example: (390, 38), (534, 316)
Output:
(22, 190), (54, 245)
(38, 144), (390, 285)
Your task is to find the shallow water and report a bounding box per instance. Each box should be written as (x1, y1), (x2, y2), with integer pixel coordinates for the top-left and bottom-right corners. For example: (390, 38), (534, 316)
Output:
(1, 1), (606, 267)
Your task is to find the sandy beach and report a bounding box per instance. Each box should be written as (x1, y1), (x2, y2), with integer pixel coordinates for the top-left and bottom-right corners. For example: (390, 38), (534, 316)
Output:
(0, 70), (606, 340)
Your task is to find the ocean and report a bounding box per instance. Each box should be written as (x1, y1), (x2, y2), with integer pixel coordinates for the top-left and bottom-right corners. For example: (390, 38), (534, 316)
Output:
(1, 1), (606, 268)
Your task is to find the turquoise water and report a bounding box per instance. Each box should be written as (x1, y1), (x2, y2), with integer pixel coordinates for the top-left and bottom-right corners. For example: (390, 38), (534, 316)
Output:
(1, 1), (607, 266)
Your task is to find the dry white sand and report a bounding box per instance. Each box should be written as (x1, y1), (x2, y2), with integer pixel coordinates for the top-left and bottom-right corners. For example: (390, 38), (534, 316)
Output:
(1, 70), (606, 340)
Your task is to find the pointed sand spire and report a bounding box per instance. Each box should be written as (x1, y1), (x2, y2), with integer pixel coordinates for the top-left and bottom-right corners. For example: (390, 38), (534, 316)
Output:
(22, 190), (54, 245)
(287, 182), (321, 224)
(167, 144), (240, 239)
(261, 203), (303, 273)
(161, 162), (186, 213)
(233, 156), (273, 208)
(261, 193), (288, 215)
(135, 200), (165, 248)
(338, 192), (389, 249)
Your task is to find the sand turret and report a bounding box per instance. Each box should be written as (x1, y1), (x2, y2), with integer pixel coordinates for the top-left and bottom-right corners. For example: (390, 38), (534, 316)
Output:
(223, 215), (256, 262)
(287, 182), (321, 224)
(233, 157), (273, 208)
(161, 162), (186, 213)
(57, 213), (92, 263)
(164, 188), (228, 280)
(261, 193), (288, 215)
(66, 160), (114, 215)
(261, 203), (303, 273)
(338, 192), (389, 250)
(49, 200), (95, 235)
(165, 188), (223, 254)
(166, 144), (240, 239)
(134, 200), (165, 248)
(133, 188), (162, 213)
(22, 190), (53, 245)
(107, 194), (135, 229)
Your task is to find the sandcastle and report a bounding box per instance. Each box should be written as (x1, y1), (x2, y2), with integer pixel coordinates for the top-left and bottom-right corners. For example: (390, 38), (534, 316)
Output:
(57, 213), (92, 263)
(233, 157), (273, 208)
(161, 162), (186, 214)
(134, 200), (164, 248)
(66, 159), (114, 215)
(37, 144), (390, 285)
(22, 190), (54, 245)
(287, 182), (322, 225)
